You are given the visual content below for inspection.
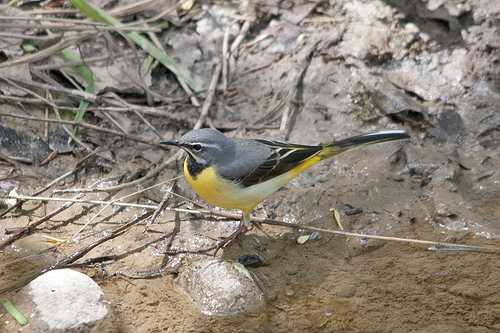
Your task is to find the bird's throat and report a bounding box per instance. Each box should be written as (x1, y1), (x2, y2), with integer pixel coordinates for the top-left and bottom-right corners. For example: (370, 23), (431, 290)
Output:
(185, 155), (206, 179)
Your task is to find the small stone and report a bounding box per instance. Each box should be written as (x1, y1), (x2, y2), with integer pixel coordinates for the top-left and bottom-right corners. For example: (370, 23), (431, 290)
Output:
(9, 269), (118, 333)
(177, 259), (264, 316)
(297, 235), (310, 244)
(284, 265), (299, 275)
(237, 253), (268, 267)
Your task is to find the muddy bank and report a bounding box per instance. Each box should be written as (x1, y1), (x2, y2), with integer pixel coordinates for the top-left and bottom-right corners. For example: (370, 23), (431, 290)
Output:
(1, 0), (499, 332)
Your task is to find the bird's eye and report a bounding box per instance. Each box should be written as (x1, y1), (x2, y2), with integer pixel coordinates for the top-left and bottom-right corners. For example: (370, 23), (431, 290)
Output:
(192, 144), (202, 151)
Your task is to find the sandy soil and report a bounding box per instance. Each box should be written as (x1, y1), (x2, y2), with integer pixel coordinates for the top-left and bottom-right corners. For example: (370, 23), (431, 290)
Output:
(1, 0), (499, 332)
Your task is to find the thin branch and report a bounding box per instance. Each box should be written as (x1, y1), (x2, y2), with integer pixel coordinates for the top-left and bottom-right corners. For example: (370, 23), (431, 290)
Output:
(0, 168), (76, 219)
(280, 44), (317, 140)
(3, 194), (500, 254)
(42, 210), (154, 272)
(193, 62), (222, 130)
(50, 96), (95, 153)
(0, 194), (84, 251)
(0, 32), (62, 41)
(0, 74), (97, 102)
(0, 111), (159, 146)
(32, 50), (147, 71)
(26, 9), (80, 16)
(230, 20), (251, 55)
(0, 32), (100, 69)
(106, 92), (164, 139)
(143, 182), (175, 233)
(0, 22), (160, 32)
(0, 94), (178, 116)
(0, 153), (21, 168)
(222, 26), (230, 91)
(137, 0), (190, 24)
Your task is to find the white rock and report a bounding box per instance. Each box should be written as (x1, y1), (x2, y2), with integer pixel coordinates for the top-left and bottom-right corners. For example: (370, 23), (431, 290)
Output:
(10, 269), (118, 332)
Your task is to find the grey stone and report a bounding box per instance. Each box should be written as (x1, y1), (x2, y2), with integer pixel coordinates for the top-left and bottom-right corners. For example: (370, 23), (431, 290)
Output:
(177, 259), (264, 316)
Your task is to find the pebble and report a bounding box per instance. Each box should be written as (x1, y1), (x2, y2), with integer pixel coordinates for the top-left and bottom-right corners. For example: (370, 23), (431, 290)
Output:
(177, 259), (264, 316)
(5, 269), (118, 332)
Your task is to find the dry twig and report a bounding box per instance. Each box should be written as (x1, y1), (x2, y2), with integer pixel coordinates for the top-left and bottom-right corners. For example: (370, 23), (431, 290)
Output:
(193, 63), (222, 130)
(0, 111), (159, 146)
(42, 210), (154, 272)
(4, 194), (500, 254)
(0, 32), (100, 69)
(0, 194), (84, 251)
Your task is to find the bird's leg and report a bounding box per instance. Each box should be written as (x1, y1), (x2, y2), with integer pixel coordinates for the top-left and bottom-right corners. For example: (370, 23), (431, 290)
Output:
(216, 213), (250, 251)
(198, 213), (250, 255)
(242, 212), (253, 229)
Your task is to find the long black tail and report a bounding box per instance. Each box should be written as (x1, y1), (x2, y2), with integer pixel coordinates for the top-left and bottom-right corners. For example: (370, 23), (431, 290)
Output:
(322, 130), (409, 158)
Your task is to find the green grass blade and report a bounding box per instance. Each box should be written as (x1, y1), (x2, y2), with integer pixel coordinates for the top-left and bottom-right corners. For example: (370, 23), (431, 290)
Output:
(68, 0), (196, 91)
(232, 262), (253, 281)
(1, 298), (28, 325)
(45, 29), (94, 139)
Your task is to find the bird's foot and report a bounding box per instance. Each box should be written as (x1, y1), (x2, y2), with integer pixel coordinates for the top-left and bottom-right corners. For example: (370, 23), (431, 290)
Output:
(198, 224), (249, 255)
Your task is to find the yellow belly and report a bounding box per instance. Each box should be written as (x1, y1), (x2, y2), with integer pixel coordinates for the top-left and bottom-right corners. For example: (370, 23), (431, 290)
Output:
(183, 155), (323, 215)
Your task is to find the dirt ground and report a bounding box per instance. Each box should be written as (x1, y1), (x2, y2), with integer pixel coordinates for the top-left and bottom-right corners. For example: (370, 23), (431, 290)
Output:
(1, 0), (499, 332)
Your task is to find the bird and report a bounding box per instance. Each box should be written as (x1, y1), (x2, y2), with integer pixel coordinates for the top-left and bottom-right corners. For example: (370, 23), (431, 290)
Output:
(161, 128), (409, 249)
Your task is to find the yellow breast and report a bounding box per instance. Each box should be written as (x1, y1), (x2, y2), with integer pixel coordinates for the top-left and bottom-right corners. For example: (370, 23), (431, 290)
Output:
(183, 159), (253, 213)
(183, 155), (324, 215)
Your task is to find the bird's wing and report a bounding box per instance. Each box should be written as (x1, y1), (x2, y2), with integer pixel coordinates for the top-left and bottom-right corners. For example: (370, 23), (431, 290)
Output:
(233, 139), (323, 187)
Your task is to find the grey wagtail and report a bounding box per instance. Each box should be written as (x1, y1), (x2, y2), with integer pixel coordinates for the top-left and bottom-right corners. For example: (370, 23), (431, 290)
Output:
(160, 128), (409, 242)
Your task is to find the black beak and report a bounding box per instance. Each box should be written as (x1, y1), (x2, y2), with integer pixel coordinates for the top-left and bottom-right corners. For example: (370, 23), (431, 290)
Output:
(159, 140), (180, 147)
